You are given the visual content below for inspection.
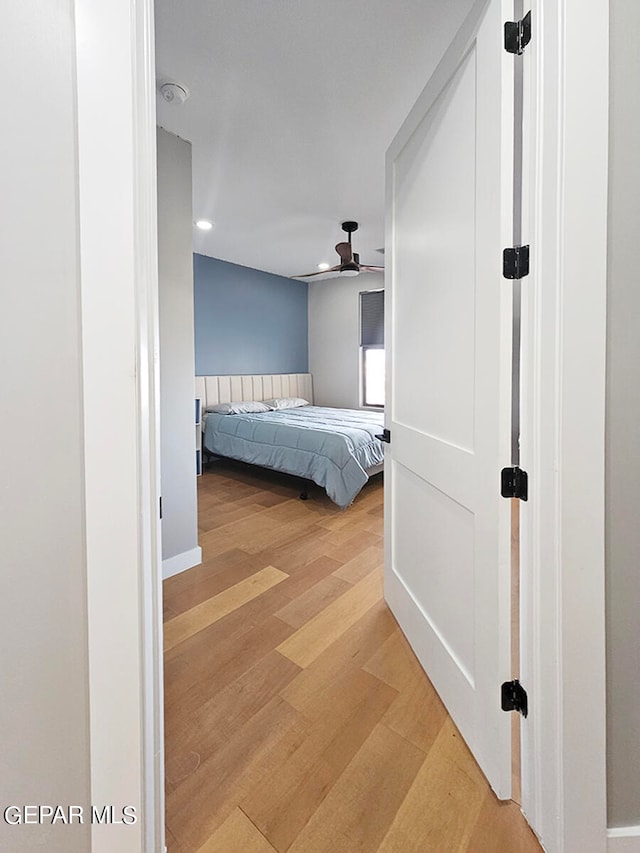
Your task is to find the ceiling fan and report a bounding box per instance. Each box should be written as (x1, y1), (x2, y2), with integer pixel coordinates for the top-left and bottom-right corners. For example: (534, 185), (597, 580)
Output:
(293, 221), (384, 279)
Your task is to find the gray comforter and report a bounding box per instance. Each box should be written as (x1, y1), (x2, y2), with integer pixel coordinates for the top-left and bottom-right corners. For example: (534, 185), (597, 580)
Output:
(203, 405), (385, 508)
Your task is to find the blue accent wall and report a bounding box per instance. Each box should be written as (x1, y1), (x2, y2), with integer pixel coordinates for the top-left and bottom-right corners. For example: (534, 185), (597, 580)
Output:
(194, 254), (308, 375)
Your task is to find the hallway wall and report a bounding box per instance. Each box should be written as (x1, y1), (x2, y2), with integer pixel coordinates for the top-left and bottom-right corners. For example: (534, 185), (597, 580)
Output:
(605, 0), (640, 828)
(0, 3), (91, 850)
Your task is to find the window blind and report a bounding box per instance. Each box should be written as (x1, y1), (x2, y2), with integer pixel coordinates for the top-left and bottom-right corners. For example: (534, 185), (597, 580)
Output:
(360, 290), (384, 346)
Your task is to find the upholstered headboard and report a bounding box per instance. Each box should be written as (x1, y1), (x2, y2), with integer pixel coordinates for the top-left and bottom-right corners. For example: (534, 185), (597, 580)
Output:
(195, 373), (313, 412)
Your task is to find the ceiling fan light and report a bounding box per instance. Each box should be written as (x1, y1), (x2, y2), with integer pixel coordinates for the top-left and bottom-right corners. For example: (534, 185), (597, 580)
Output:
(340, 268), (359, 277)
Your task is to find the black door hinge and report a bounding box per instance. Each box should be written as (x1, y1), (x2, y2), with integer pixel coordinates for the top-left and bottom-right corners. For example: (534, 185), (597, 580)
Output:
(501, 466), (528, 501)
(504, 10), (532, 55)
(501, 679), (528, 717)
(503, 245), (530, 279)
(375, 428), (391, 444)
(159, 496), (163, 519)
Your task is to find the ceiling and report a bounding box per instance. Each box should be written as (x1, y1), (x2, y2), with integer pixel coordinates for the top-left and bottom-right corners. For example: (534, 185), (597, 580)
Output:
(154, 0), (475, 279)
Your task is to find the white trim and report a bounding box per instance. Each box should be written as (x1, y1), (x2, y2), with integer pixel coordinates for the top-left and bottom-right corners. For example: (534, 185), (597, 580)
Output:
(130, 0), (166, 850)
(163, 547), (203, 580)
(75, 1), (163, 851)
(519, 1), (608, 851)
(608, 827), (640, 853)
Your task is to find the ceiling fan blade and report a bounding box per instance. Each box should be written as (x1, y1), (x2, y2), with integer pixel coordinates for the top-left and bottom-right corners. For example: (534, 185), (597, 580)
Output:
(291, 265), (342, 279)
(294, 222), (381, 279)
(335, 242), (353, 263)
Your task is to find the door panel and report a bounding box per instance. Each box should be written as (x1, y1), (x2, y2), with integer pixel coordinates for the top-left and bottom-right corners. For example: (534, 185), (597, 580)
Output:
(393, 48), (476, 453)
(393, 463), (476, 682)
(384, 0), (512, 798)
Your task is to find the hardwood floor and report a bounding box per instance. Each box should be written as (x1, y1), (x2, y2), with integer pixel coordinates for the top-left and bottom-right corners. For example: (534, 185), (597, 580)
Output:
(163, 461), (541, 853)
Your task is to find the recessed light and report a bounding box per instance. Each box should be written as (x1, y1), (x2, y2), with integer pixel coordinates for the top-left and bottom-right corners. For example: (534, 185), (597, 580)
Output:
(195, 220), (213, 231)
(317, 262), (331, 270)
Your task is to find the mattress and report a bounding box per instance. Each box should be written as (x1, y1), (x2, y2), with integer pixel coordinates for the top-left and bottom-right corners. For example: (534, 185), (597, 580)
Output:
(203, 405), (385, 508)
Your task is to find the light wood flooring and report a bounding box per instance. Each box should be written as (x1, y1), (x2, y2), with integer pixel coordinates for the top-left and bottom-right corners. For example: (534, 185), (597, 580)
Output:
(163, 461), (541, 853)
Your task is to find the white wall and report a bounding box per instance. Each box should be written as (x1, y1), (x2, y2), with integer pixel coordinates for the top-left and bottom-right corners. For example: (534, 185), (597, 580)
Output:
(308, 273), (384, 408)
(0, 3), (91, 849)
(157, 128), (201, 576)
(606, 0), (640, 829)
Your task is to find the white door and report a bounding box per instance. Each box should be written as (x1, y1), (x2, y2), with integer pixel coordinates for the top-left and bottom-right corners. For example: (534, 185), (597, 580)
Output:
(384, 0), (513, 798)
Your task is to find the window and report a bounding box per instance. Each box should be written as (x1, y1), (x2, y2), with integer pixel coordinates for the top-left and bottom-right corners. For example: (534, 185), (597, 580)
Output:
(360, 289), (385, 407)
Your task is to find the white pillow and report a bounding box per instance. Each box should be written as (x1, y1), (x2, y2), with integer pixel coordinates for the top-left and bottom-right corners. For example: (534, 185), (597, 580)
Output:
(205, 400), (272, 415)
(263, 397), (310, 410)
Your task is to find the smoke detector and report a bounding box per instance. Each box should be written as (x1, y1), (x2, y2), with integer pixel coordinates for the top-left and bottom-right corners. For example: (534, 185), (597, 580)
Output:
(158, 81), (190, 105)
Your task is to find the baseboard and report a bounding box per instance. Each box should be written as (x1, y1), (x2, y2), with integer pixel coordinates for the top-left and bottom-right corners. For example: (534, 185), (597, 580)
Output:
(162, 546), (202, 580)
(608, 826), (640, 852)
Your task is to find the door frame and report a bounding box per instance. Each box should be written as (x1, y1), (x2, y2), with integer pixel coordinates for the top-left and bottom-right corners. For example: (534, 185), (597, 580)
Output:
(519, 1), (608, 851)
(384, 0), (609, 850)
(75, 1), (164, 851)
(74, 0), (611, 850)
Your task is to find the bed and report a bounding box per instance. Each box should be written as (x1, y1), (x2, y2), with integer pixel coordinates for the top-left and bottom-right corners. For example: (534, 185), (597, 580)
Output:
(195, 373), (385, 508)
